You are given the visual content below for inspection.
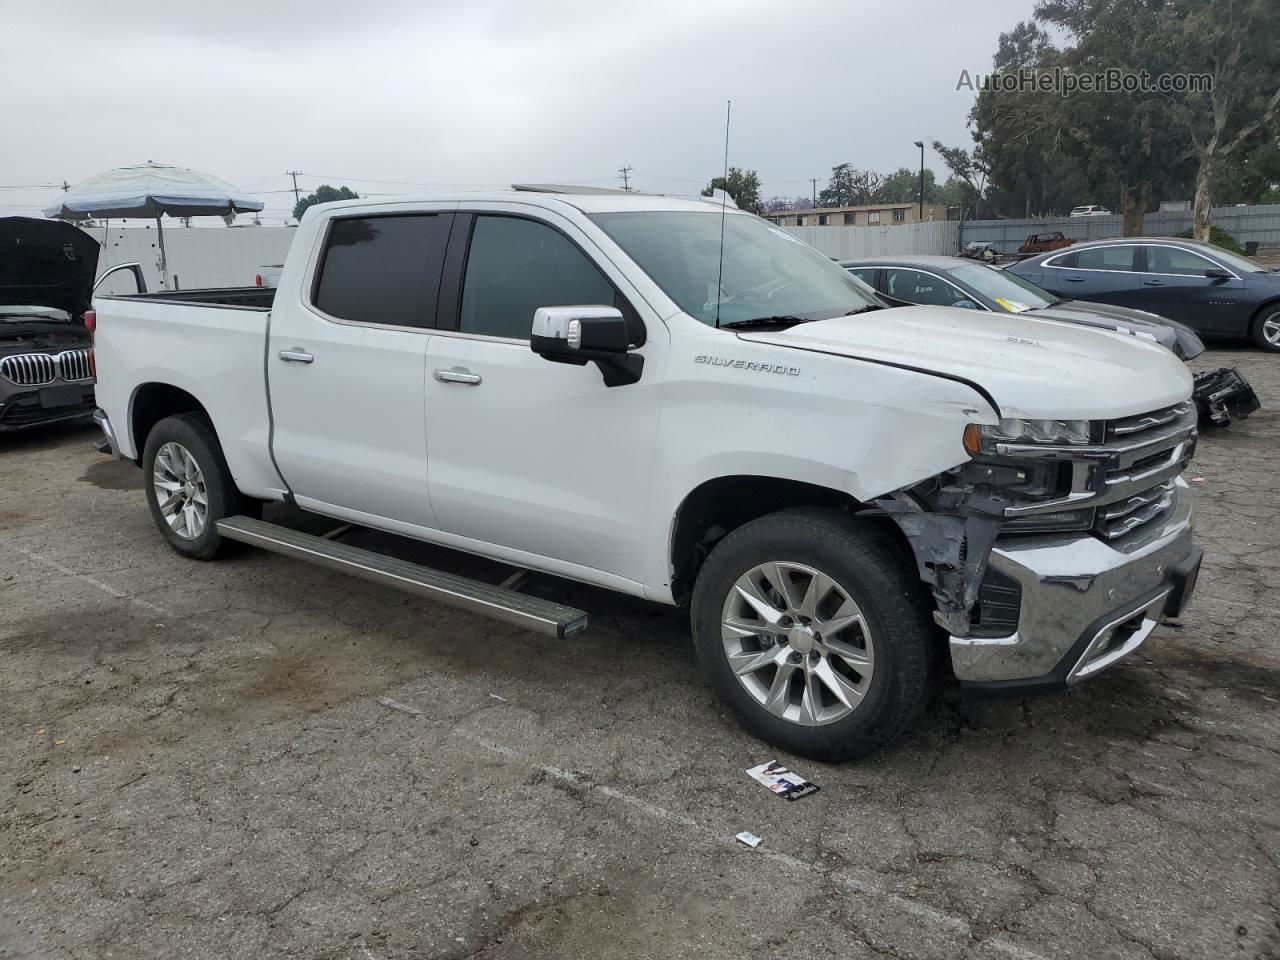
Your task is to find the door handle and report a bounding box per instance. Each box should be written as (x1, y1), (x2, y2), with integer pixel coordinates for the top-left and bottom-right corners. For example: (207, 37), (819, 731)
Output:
(1142, 279), (1165, 286)
(434, 367), (482, 386)
(1063, 275), (1085, 282)
(278, 349), (314, 364)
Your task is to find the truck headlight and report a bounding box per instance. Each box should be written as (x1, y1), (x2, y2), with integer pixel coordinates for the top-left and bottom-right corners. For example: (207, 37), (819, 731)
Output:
(964, 418), (1091, 454)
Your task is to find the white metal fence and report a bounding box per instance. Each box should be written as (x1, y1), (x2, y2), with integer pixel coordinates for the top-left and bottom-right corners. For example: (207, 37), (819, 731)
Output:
(957, 204), (1280, 255)
(89, 224), (297, 295)
(781, 220), (960, 259)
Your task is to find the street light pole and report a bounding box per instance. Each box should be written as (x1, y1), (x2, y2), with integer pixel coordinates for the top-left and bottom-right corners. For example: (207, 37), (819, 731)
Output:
(913, 140), (925, 221)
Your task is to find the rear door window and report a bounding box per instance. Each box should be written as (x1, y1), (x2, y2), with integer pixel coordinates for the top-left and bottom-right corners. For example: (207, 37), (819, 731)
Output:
(312, 214), (452, 328)
(885, 268), (966, 306)
(1073, 245), (1137, 272)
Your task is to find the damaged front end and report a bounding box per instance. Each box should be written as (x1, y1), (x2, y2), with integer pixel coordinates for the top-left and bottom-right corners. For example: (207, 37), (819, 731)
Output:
(1192, 367), (1260, 427)
(877, 402), (1202, 691)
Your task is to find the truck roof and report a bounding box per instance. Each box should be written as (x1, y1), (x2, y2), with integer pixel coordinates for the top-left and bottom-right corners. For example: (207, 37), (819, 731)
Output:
(308, 190), (745, 218)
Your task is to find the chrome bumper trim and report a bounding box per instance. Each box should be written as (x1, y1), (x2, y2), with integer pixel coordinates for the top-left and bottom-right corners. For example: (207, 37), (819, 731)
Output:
(950, 476), (1196, 685)
(92, 408), (122, 460)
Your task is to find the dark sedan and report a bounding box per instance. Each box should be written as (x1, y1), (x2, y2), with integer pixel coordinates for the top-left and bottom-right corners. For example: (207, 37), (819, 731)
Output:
(1006, 237), (1280, 351)
(841, 254), (1205, 359)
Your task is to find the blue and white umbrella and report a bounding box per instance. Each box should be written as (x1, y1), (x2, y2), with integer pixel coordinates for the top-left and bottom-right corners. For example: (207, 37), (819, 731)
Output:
(44, 161), (264, 289)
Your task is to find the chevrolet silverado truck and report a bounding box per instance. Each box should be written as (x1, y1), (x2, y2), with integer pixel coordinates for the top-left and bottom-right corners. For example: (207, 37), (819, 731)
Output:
(90, 191), (1203, 759)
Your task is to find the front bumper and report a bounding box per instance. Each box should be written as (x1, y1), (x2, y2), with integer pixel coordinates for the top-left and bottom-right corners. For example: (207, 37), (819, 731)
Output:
(952, 476), (1198, 694)
(0, 384), (96, 431)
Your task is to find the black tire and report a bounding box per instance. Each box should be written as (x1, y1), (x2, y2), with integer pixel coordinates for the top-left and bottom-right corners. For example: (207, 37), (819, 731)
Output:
(1251, 305), (1280, 352)
(690, 508), (937, 761)
(141, 413), (252, 560)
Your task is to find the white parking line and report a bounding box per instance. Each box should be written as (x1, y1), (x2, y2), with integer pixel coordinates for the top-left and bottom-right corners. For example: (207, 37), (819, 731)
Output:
(14, 547), (168, 616)
(440, 719), (1051, 960)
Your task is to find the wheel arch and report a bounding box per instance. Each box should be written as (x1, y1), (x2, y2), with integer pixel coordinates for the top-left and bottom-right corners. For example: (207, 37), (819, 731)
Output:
(128, 382), (212, 463)
(667, 474), (910, 604)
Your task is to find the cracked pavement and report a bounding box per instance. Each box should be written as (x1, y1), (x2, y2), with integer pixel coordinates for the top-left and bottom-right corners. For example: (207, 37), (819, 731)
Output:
(2, 346), (1278, 959)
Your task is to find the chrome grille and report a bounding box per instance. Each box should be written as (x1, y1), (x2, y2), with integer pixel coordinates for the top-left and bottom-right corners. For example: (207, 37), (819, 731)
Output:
(57, 349), (92, 382)
(1109, 401), (1191, 436)
(1101, 402), (1197, 497)
(1096, 481), (1175, 540)
(0, 353), (57, 386)
(1093, 402), (1196, 540)
(997, 400), (1196, 542)
(0, 350), (94, 386)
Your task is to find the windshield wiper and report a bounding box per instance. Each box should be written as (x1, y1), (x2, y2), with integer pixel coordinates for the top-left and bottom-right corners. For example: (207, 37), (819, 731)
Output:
(719, 314), (813, 329)
(844, 304), (884, 316)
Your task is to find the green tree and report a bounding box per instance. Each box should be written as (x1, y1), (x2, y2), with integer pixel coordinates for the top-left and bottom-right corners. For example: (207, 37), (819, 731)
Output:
(966, 4), (1192, 234)
(931, 141), (988, 218)
(293, 184), (359, 221)
(818, 164), (883, 207)
(1156, 0), (1280, 239)
(702, 167), (762, 215)
(874, 167), (934, 204)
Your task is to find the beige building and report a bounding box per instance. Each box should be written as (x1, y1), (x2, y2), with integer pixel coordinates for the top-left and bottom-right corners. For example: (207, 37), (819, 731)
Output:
(767, 202), (948, 227)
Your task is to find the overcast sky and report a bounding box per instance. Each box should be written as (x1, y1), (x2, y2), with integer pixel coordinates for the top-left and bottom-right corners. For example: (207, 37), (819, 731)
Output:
(2, 0), (1037, 224)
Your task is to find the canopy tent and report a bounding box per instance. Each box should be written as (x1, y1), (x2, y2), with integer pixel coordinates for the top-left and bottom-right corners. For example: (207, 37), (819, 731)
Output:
(43, 161), (264, 289)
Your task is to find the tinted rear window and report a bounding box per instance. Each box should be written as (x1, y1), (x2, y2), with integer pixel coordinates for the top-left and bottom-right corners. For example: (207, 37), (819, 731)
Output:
(313, 214), (451, 327)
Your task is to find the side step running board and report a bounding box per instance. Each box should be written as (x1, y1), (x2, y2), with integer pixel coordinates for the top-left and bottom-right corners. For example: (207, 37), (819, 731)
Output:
(216, 516), (588, 639)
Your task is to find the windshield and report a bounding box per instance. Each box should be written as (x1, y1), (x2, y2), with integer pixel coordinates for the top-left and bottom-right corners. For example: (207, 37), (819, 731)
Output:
(589, 211), (880, 326)
(0, 305), (72, 322)
(946, 264), (1058, 311)
(1200, 246), (1267, 274)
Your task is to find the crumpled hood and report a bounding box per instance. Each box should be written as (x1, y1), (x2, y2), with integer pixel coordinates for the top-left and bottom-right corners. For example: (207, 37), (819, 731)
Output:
(737, 305), (1193, 420)
(0, 217), (100, 318)
(1031, 299), (1205, 361)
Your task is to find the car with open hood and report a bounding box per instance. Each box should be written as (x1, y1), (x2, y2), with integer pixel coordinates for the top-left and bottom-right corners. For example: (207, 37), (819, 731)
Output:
(0, 217), (146, 433)
(0, 218), (101, 431)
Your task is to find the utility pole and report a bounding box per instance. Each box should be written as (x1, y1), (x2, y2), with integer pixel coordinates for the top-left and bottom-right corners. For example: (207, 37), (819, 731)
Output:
(913, 141), (925, 221)
(285, 170), (303, 206)
(810, 177), (819, 209)
(617, 166), (633, 191)
(62, 180), (70, 191)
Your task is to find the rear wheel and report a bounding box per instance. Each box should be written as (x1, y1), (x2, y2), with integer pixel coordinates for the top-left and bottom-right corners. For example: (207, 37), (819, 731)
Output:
(142, 414), (253, 560)
(690, 509), (936, 761)
(1251, 306), (1280, 352)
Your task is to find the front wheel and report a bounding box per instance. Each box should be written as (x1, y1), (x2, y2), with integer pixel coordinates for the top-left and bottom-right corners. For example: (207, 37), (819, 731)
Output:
(691, 509), (937, 761)
(1251, 307), (1280, 352)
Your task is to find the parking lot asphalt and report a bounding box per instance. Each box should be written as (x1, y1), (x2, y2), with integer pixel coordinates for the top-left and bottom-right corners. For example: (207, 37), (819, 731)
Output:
(2, 346), (1278, 960)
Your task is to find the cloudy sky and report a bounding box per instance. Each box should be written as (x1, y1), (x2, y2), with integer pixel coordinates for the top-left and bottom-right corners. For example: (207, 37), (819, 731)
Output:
(2, 0), (1037, 224)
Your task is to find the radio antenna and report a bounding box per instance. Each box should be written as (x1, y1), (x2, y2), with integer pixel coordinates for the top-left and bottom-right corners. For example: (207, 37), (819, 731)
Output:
(714, 99), (731, 329)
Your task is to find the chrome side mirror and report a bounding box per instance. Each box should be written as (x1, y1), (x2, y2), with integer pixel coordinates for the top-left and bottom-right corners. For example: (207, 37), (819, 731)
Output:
(531, 305), (642, 387)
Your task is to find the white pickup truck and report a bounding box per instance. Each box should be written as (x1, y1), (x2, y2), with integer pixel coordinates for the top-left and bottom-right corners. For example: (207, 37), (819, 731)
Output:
(91, 190), (1202, 759)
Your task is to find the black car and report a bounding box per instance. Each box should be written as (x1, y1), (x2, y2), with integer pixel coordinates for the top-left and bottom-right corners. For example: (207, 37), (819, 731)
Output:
(1006, 237), (1280, 351)
(842, 254), (1259, 427)
(0, 218), (102, 431)
(841, 254), (1206, 359)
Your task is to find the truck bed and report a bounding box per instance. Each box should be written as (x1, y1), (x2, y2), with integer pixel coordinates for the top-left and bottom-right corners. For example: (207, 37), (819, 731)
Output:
(108, 286), (275, 310)
(92, 290), (283, 498)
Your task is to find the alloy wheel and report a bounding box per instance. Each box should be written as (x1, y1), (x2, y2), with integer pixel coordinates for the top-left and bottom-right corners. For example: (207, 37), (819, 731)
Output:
(1263, 312), (1280, 347)
(153, 441), (209, 540)
(720, 561), (875, 726)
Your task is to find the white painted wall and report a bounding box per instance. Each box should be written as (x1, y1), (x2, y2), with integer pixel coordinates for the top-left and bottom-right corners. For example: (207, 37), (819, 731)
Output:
(781, 220), (960, 259)
(89, 224), (297, 294)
